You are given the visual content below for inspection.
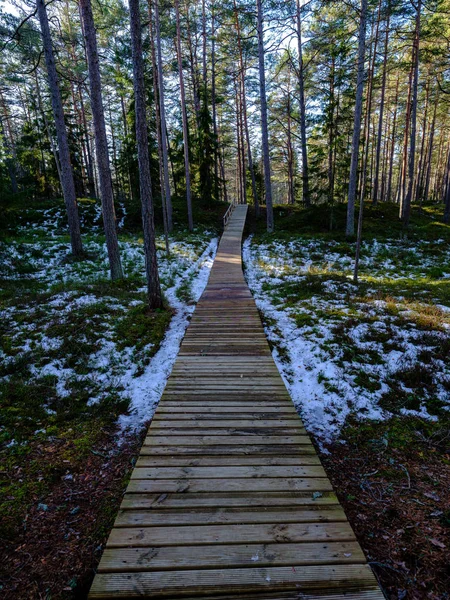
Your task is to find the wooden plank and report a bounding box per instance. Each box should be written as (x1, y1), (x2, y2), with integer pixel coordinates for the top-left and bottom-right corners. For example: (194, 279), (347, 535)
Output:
(149, 420), (302, 428)
(114, 507), (346, 527)
(120, 492), (340, 510)
(106, 522), (356, 547)
(154, 404), (296, 412)
(130, 466), (327, 479)
(97, 541), (365, 572)
(135, 456), (322, 467)
(89, 565), (379, 598)
(139, 445), (318, 456)
(144, 435), (312, 446)
(126, 478), (333, 493)
(151, 592), (384, 600)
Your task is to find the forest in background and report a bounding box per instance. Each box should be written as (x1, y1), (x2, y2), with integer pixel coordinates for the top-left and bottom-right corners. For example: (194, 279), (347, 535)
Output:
(1, 0), (450, 240)
(1, 0), (450, 598)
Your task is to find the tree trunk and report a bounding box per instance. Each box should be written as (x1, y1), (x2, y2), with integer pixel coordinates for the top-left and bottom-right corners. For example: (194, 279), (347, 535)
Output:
(154, 0), (173, 231)
(175, 0), (194, 230)
(211, 5), (220, 201)
(148, 0), (170, 255)
(386, 76), (399, 203)
(35, 71), (63, 190)
(444, 149), (450, 224)
(0, 90), (19, 194)
(79, 0), (123, 280)
(346, 0), (368, 236)
(402, 0), (422, 228)
(372, 2), (390, 205)
(354, 1), (380, 282)
(414, 77), (430, 207)
(423, 92), (438, 204)
(256, 0), (274, 232)
(128, 0), (163, 309)
(328, 55), (335, 205)
(36, 0), (83, 256)
(296, 0), (310, 207)
(233, 0), (259, 214)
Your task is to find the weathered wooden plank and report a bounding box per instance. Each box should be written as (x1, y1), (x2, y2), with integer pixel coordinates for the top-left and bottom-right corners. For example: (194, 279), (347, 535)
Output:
(114, 507), (346, 527)
(97, 541), (365, 572)
(120, 492), (340, 510)
(126, 478), (333, 494)
(106, 522), (356, 547)
(154, 404), (296, 412)
(89, 565), (379, 598)
(135, 456), (322, 467)
(139, 445), (318, 456)
(149, 420), (301, 428)
(130, 466), (326, 479)
(149, 592), (384, 600)
(144, 435), (312, 446)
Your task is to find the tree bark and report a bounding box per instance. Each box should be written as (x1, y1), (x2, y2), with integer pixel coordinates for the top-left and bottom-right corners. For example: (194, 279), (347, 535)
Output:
(372, 2), (390, 205)
(256, 0), (274, 232)
(36, 0), (83, 255)
(175, 0), (194, 230)
(402, 0), (422, 228)
(128, 0), (163, 309)
(148, 0), (170, 255)
(423, 92), (438, 204)
(79, 0), (123, 279)
(211, 5), (220, 201)
(346, 0), (368, 236)
(233, 0), (258, 213)
(154, 0), (173, 231)
(0, 90), (19, 194)
(354, 0), (380, 283)
(296, 0), (310, 207)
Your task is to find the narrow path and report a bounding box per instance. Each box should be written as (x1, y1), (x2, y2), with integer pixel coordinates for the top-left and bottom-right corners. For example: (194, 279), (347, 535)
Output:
(89, 205), (384, 599)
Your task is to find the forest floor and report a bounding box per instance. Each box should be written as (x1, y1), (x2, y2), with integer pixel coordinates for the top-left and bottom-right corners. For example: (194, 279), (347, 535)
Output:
(0, 196), (223, 599)
(244, 202), (450, 600)
(1, 198), (449, 599)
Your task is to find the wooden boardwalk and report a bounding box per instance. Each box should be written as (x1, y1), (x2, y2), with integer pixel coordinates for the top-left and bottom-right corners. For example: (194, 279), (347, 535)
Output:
(89, 205), (384, 599)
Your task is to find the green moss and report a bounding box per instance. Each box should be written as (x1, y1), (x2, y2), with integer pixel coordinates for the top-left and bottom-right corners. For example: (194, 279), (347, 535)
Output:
(114, 305), (172, 354)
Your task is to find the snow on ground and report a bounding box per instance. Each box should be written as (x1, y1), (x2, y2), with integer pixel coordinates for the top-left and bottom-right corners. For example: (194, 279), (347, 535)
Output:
(0, 202), (218, 442)
(118, 238), (217, 431)
(243, 235), (450, 446)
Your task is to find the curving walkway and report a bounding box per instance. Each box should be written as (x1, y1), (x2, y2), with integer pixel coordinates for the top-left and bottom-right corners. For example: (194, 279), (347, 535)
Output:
(89, 205), (384, 599)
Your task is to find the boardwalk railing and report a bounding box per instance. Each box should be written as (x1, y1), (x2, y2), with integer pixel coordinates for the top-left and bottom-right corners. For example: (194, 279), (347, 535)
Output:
(222, 201), (236, 228)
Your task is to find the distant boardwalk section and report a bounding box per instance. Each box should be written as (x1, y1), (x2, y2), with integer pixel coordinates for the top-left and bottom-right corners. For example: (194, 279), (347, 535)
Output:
(89, 205), (384, 599)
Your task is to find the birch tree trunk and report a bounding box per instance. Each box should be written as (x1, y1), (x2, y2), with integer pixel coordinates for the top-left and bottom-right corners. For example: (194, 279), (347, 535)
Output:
(175, 0), (194, 231)
(128, 0), (163, 309)
(345, 0), (368, 237)
(36, 0), (83, 256)
(79, 0), (123, 280)
(256, 0), (274, 232)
